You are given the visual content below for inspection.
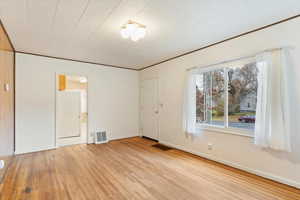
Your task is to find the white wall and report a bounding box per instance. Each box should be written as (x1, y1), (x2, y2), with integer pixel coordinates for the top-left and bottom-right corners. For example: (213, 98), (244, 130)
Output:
(140, 17), (300, 188)
(16, 53), (139, 154)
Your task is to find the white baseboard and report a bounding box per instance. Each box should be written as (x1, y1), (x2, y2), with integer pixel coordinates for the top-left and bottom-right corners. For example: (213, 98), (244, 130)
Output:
(109, 134), (140, 141)
(15, 135), (140, 154)
(159, 140), (300, 189)
(15, 146), (57, 155)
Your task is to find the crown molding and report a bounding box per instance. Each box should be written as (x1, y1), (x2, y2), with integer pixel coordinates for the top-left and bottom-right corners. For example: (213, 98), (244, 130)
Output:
(140, 14), (300, 71)
(16, 51), (139, 71)
(3, 14), (300, 71)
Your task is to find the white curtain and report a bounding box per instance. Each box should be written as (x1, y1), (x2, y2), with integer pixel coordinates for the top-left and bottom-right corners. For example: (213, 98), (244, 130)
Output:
(182, 68), (198, 135)
(255, 49), (292, 152)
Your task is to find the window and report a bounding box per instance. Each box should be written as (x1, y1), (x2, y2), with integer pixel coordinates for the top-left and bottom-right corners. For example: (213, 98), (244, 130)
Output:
(196, 60), (258, 134)
(196, 69), (225, 126)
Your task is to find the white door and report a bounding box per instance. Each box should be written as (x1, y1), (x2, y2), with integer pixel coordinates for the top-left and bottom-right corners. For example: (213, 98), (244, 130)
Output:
(56, 91), (81, 146)
(141, 79), (159, 140)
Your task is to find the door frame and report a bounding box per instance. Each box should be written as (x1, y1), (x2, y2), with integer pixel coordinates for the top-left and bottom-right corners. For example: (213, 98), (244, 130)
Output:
(55, 73), (89, 148)
(140, 77), (160, 141)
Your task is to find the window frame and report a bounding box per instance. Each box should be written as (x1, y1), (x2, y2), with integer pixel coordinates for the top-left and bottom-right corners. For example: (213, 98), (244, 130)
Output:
(196, 61), (257, 138)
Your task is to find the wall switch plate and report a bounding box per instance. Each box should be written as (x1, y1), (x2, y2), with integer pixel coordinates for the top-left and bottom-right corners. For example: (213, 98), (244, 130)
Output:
(0, 160), (4, 169)
(4, 83), (9, 92)
(208, 143), (213, 150)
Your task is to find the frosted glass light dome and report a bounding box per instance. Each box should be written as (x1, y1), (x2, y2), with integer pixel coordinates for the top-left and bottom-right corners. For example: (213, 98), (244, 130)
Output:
(120, 21), (146, 42)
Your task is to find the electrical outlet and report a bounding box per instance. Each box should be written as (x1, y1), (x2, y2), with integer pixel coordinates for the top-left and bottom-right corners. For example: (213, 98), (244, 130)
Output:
(208, 143), (213, 150)
(0, 160), (4, 169)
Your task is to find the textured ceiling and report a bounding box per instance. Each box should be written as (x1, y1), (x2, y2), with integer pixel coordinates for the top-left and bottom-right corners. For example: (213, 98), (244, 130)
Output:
(0, 0), (300, 69)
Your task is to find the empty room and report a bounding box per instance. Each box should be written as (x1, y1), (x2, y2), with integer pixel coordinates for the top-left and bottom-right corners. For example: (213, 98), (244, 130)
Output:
(1, 0), (300, 199)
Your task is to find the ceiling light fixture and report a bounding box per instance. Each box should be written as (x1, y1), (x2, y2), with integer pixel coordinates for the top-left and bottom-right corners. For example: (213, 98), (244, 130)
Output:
(120, 20), (146, 42)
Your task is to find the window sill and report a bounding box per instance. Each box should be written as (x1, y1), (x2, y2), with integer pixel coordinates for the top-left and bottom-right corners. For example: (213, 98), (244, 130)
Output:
(197, 124), (254, 138)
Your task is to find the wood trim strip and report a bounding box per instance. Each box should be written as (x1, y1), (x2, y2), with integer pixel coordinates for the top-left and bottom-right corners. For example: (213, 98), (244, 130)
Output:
(13, 52), (15, 152)
(0, 18), (15, 51)
(140, 14), (300, 70)
(16, 51), (139, 71)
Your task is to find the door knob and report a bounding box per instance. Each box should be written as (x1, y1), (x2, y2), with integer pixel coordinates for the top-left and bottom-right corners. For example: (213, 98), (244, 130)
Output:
(154, 110), (159, 114)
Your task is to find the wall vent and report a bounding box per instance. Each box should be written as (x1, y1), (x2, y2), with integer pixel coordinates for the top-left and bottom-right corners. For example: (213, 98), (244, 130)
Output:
(95, 131), (108, 144)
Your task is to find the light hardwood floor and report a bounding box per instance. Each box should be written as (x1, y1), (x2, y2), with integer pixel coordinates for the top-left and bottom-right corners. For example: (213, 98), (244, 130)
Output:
(0, 137), (299, 200)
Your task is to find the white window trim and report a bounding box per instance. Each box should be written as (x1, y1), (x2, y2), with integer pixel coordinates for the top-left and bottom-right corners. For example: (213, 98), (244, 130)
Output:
(224, 67), (229, 128)
(196, 123), (254, 138)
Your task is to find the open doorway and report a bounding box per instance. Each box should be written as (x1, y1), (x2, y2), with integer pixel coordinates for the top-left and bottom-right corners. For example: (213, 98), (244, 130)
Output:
(56, 74), (88, 147)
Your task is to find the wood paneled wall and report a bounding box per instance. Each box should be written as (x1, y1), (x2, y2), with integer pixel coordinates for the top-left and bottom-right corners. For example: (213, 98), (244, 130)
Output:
(0, 20), (15, 182)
